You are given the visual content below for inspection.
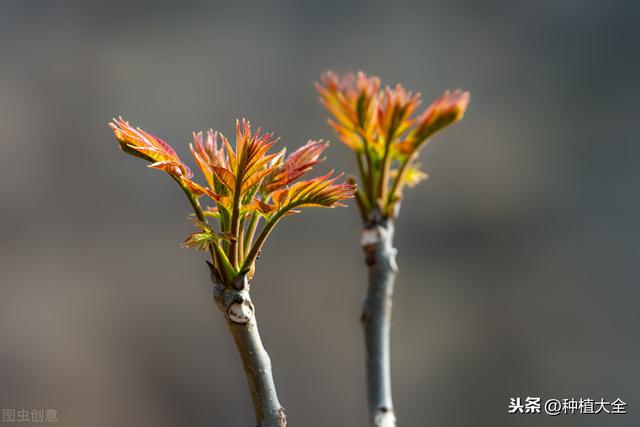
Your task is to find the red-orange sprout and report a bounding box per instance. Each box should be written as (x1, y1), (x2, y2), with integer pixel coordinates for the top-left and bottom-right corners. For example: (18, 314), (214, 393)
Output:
(110, 117), (355, 284)
(316, 71), (469, 220)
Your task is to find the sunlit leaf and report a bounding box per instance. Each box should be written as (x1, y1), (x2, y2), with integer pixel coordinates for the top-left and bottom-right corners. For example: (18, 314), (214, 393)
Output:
(109, 117), (192, 178)
(263, 140), (329, 192)
(182, 219), (234, 252)
(273, 171), (356, 211)
(411, 90), (470, 147)
(212, 166), (236, 193)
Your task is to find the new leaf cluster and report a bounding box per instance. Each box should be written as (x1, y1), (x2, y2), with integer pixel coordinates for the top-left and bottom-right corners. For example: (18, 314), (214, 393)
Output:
(110, 118), (355, 285)
(316, 71), (469, 221)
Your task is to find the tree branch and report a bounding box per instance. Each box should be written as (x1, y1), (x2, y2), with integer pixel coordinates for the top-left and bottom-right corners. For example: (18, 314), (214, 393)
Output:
(361, 220), (398, 427)
(212, 273), (287, 427)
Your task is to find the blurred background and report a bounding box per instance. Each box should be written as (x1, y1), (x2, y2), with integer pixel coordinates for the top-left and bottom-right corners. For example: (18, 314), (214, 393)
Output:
(1, 1), (638, 426)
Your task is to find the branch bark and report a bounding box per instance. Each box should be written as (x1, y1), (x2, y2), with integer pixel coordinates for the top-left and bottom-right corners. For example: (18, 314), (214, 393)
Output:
(212, 273), (287, 427)
(361, 220), (398, 427)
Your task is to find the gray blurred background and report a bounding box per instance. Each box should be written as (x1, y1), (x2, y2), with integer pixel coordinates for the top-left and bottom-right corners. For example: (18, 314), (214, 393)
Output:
(1, 1), (638, 426)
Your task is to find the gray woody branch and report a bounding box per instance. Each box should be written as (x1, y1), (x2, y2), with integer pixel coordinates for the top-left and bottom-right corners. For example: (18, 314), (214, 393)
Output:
(211, 269), (287, 427)
(361, 220), (398, 427)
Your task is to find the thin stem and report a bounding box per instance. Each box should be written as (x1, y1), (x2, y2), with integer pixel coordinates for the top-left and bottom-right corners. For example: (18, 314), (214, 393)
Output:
(243, 212), (260, 259)
(237, 215), (246, 265)
(241, 209), (287, 273)
(361, 221), (398, 427)
(218, 203), (232, 253)
(386, 152), (417, 213)
(378, 158), (390, 208)
(377, 128), (396, 210)
(172, 175), (215, 262)
(354, 189), (371, 223)
(356, 152), (370, 202)
(359, 132), (376, 205)
(229, 172), (244, 268)
(212, 241), (236, 284)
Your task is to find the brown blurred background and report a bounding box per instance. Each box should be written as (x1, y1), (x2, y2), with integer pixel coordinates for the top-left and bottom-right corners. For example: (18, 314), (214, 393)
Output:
(1, 1), (638, 426)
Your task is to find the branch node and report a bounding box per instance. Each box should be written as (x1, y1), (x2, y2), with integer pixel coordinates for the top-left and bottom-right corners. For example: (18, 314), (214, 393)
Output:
(212, 280), (255, 325)
(361, 227), (381, 248)
(277, 407), (287, 426)
(373, 407), (396, 427)
(234, 272), (249, 290)
(228, 301), (254, 324)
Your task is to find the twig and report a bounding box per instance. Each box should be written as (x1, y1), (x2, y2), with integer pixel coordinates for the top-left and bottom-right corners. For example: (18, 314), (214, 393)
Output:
(361, 220), (398, 427)
(212, 272), (287, 427)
